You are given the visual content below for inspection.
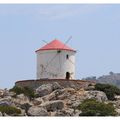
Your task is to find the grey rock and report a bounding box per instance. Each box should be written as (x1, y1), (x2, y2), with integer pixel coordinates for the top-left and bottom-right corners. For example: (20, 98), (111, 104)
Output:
(40, 100), (64, 112)
(0, 112), (2, 116)
(42, 92), (56, 102)
(0, 97), (12, 106)
(53, 111), (66, 116)
(74, 110), (82, 116)
(111, 100), (120, 109)
(41, 88), (74, 102)
(3, 113), (9, 116)
(28, 106), (48, 116)
(58, 92), (70, 100)
(35, 82), (62, 97)
(116, 109), (120, 116)
(8, 91), (16, 97)
(71, 100), (82, 108)
(0, 101), (11, 106)
(61, 108), (75, 116)
(36, 84), (53, 97)
(85, 90), (108, 102)
(20, 103), (32, 114)
(13, 94), (30, 106)
(52, 82), (63, 90)
(0, 89), (4, 97)
(17, 94), (28, 100)
(115, 95), (120, 101)
(57, 88), (75, 100)
(2, 89), (9, 97)
(33, 97), (44, 106)
(52, 108), (75, 116)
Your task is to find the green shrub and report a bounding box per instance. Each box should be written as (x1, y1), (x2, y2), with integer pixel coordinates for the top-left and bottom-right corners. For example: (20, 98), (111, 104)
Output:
(95, 83), (120, 100)
(23, 87), (35, 100)
(0, 106), (21, 115)
(9, 86), (35, 100)
(9, 86), (24, 96)
(77, 99), (117, 116)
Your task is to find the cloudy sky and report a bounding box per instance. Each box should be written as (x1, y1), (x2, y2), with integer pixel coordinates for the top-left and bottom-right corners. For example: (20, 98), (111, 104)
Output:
(0, 4), (120, 88)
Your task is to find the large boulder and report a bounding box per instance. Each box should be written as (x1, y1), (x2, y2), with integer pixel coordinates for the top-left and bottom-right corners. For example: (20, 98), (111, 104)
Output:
(0, 97), (12, 106)
(35, 84), (53, 97)
(84, 90), (108, 102)
(13, 94), (30, 105)
(35, 82), (62, 97)
(40, 100), (64, 112)
(28, 106), (48, 116)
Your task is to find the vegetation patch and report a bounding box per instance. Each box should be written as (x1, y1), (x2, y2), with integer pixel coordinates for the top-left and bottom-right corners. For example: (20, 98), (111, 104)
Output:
(77, 99), (117, 116)
(9, 86), (35, 100)
(95, 83), (120, 100)
(0, 106), (21, 115)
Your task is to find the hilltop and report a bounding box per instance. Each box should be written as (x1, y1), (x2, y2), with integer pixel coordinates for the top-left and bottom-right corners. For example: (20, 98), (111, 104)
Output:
(83, 72), (120, 88)
(0, 82), (120, 116)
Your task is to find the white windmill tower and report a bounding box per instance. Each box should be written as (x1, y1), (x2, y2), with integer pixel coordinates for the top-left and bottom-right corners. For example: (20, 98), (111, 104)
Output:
(35, 38), (76, 80)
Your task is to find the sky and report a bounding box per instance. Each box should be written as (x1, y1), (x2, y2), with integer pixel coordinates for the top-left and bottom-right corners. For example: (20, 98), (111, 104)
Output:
(0, 4), (120, 89)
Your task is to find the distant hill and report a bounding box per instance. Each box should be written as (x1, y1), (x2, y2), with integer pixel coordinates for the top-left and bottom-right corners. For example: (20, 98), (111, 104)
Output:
(82, 72), (120, 88)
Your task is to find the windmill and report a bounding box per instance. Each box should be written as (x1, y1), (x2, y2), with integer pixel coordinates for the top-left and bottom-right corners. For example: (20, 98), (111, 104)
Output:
(36, 37), (76, 80)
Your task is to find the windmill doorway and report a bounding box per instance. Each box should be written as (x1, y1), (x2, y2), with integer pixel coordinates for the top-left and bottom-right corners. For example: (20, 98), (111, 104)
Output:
(66, 72), (70, 80)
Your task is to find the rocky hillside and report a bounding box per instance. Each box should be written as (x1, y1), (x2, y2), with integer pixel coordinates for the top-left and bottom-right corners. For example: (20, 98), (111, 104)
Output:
(83, 72), (120, 88)
(0, 82), (120, 116)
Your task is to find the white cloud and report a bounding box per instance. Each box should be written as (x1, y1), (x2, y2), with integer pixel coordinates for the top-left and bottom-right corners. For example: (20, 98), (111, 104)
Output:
(35, 4), (100, 20)
(0, 4), (103, 20)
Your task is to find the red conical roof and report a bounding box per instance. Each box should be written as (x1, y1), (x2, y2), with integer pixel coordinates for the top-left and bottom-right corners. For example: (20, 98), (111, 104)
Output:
(35, 39), (76, 52)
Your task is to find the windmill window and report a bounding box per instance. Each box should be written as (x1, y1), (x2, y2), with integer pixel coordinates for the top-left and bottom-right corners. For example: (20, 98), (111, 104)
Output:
(66, 54), (69, 59)
(57, 50), (61, 53)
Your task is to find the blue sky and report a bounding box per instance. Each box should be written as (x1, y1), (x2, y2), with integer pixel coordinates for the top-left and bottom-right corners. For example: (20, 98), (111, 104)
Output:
(0, 4), (120, 89)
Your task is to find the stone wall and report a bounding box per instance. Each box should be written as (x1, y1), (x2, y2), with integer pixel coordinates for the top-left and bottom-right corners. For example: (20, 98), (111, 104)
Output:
(15, 79), (96, 90)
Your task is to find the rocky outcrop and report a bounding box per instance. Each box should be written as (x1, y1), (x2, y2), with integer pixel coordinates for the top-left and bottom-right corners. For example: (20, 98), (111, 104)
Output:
(0, 81), (120, 116)
(84, 72), (120, 88)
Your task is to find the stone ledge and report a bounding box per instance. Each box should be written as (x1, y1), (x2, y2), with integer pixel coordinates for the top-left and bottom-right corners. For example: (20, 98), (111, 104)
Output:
(15, 79), (96, 90)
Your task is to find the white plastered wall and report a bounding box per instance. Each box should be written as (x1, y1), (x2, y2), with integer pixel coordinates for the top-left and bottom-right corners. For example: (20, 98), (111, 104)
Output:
(36, 50), (76, 79)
